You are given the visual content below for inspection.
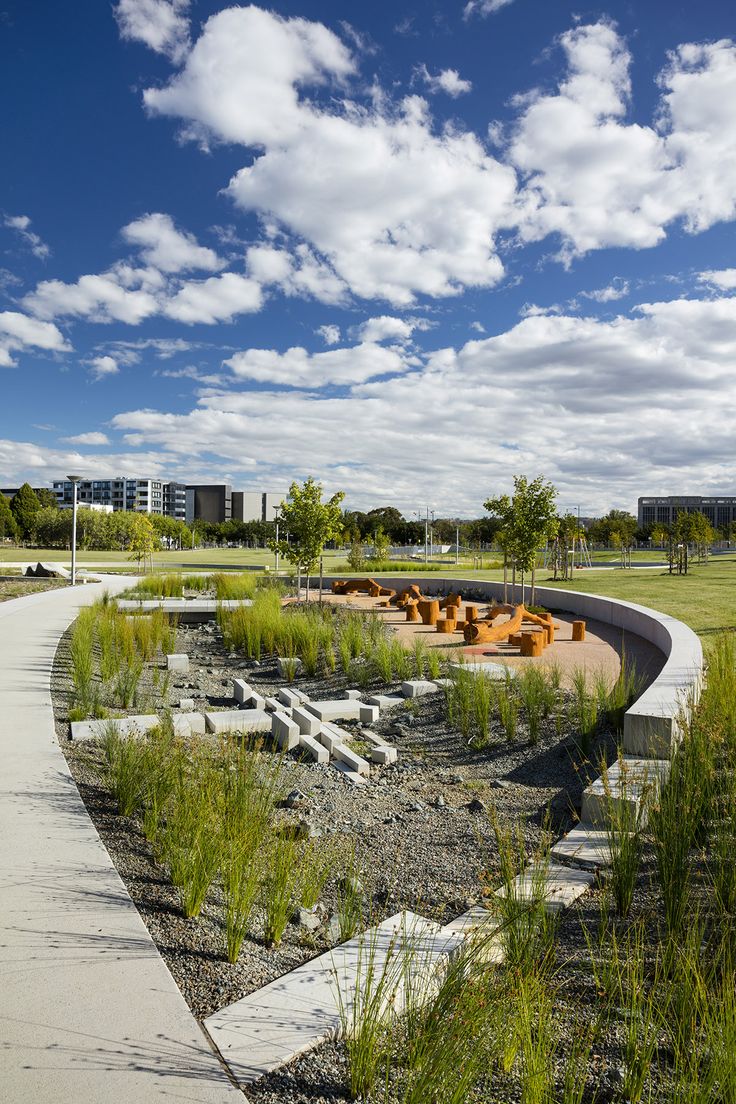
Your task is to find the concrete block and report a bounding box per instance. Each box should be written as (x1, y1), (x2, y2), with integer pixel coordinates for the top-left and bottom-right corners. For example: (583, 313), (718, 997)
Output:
(342, 689), (362, 700)
(359, 704), (380, 724)
(361, 729), (392, 749)
(550, 823), (615, 870)
(297, 733), (329, 764)
(179, 697), (195, 712)
(332, 761), (369, 786)
(316, 727), (342, 754)
(166, 653), (190, 673)
(369, 744), (397, 765)
(251, 693), (267, 711)
(172, 712), (207, 737)
(265, 696), (281, 712)
(331, 742), (370, 777)
(496, 862), (595, 914)
(277, 687), (304, 709)
(401, 680), (440, 698)
(70, 715), (159, 742)
(271, 710), (301, 751)
(233, 679), (253, 705)
(305, 699), (361, 723)
(366, 694), (405, 710)
(292, 706), (321, 737)
(581, 756), (670, 829)
(276, 657), (303, 678)
(204, 709), (272, 735)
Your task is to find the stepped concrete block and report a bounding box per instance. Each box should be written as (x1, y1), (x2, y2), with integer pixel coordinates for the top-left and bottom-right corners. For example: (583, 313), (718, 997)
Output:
(277, 657), (303, 678)
(359, 704), (379, 724)
(401, 680), (440, 698)
(440, 906), (495, 938)
(172, 712), (206, 737)
(277, 687), (306, 709)
(623, 719), (682, 760)
(550, 824), (615, 870)
(179, 697), (195, 712)
(205, 709), (272, 735)
(305, 699), (361, 723)
(449, 661), (514, 679)
(369, 744), (397, 765)
(292, 706), (321, 736)
(316, 727), (342, 754)
(297, 733), (329, 764)
(366, 694), (405, 710)
(265, 696), (281, 712)
(70, 714), (159, 742)
(233, 679), (253, 705)
(332, 761), (369, 785)
(342, 689), (362, 700)
(166, 653), (189, 673)
(331, 743), (370, 777)
(272, 710), (301, 751)
(497, 862), (595, 914)
(251, 692), (266, 710)
(439, 907), (504, 965)
(361, 729), (392, 749)
(581, 756), (670, 829)
(204, 912), (454, 1086)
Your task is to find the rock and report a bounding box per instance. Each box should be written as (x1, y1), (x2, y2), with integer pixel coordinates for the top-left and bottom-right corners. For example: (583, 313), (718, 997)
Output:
(285, 789), (306, 809)
(408, 801), (425, 813)
(338, 874), (363, 897)
(327, 915), (342, 942)
(467, 797), (486, 814)
(296, 907), (321, 933)
(489, 779), (513, 790)
(434, 794), (446, 808)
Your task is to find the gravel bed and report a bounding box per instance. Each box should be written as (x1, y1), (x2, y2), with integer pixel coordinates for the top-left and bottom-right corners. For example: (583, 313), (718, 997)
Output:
(53, 611), (643, 1101)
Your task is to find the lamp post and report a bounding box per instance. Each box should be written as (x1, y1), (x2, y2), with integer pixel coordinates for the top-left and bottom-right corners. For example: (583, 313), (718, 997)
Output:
(455, 524), (459, 566)
(67, 474), (82, 586)
(273, 506), (281, 573)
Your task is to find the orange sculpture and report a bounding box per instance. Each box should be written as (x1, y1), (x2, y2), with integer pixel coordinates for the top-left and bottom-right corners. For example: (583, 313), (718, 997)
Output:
(572, 620), (586, 641)
(463, 603), (553, 645)
(520, 631), (546, 657)
(418, 599), (441, 626)
(331, 578), (396, 598)
(390, 584), (425, 608)
(439, 593), (462, 610)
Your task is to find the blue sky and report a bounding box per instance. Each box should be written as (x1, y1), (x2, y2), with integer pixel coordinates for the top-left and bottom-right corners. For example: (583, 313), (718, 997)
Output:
(1, 0), (735, 516)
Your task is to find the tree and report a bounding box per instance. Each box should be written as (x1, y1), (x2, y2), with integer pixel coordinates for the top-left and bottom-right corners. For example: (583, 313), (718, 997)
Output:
(272, 477), (345, 600)
(35, 488), (59, 509)
(369, 525), (391, 562)
(484, 474), (558, 605)
(0, 494), (19, 543)
(11, 483), (42, 542)
(128, 514), (157, 573)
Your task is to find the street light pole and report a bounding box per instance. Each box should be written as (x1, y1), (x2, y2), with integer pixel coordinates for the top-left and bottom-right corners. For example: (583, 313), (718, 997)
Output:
(273, 507), (281, 573)
(67, 474), (82, 586)
(455, 524), (459, 566)
(424, 508), (429, 564)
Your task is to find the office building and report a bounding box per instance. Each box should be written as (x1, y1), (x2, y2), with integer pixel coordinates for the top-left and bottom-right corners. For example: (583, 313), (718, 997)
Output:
(185, 484), (232, 525)
(231, 491), (285, 523)
(638, 495), (736, 531)
(52, 477), (187, 521)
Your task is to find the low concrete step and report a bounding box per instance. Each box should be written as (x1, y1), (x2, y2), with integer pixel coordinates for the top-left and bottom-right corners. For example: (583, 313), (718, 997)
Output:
(550, 823), (615, 870)
(496, 861), (595, 914)
(581, 756), (670, 829)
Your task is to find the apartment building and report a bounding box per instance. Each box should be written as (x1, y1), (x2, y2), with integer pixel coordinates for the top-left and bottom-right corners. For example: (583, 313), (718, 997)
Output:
(52, 477), (187, 521)
(638, 495), (736, 531)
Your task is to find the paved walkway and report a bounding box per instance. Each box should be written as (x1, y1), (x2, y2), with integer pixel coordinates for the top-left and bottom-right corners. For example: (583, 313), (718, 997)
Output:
(0, 580), (242, 1103)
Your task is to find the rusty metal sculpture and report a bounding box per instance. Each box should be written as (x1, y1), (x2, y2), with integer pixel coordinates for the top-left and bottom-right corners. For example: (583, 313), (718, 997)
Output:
(331, 578), (396, 598)
(463, 603), (552, 645)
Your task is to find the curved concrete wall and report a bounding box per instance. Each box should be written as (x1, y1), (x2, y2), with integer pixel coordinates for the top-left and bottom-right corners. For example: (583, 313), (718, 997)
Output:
(321, 575), (704, 759)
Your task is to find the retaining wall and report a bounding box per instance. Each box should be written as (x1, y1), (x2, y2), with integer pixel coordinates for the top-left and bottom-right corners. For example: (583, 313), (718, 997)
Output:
(320, 575), (704, 758)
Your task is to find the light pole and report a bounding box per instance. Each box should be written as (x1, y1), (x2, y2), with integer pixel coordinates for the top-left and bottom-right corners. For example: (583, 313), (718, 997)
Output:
(273, 506), (281, 573)
(67, 474), (82, 586)
(455, 524), (459, 566)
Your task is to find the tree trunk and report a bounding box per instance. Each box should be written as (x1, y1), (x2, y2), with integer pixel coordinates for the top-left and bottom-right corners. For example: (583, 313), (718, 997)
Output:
(503, 553), (508, 603)
(530, 564), (536, 607)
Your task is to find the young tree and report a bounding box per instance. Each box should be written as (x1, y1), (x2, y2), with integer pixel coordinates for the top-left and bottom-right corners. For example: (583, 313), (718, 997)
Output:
(35, 487), (59, 509)
(484, 475), (558, 605)
(0, 493), (19, 543)
(128, 514), (157, 573)
(369, 525), (391, 562)
(11, 483), (42, 543)
(272, 477), (345, 600)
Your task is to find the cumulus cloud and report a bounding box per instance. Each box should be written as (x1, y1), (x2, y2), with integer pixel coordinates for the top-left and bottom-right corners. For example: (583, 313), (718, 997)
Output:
(316, 324), (341, 345)
(88, 355), (120, 380)
(510, 24), (736, 260)
(24, 265), (162, 324)
(224, 341), (409, 388)
(114, 0), (191, 64)
(0, 311), (70, 367)
(164, 272), (263, 323)
(246, 243), (346, 304)
(416, 65), (472, 97)
(3, 214), (51, 259)
(63, 431), (111, 446)
(105, 291), (736, 514)
(698, 268), (736, 291)
(143, 6), (516, 305)
(356, 315), (417, 343)
(580, 278), (630, 303)
(121, 213), (222, 273)
(0, 438), (187, 485)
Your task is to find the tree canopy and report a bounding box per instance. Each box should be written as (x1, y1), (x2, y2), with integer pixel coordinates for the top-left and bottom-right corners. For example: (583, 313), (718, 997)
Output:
(11, 483), (42, 541)
(273, 477), (345, 593)
(484, 474), (558, 603)
(0, 494), (19, 542)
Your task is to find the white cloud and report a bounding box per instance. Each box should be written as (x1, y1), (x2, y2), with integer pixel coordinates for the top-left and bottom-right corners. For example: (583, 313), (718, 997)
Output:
(143, 6), (516, 305)
(417, 65), (472, 97)
(698, 268), (736, 291)
(356, 315), (416, 343)
(63, 432), (111, 446)
(0, 311), (70, 367)
(470, 321), (486, 333)
(510, 24), (736, 260)
(580, 278), (630, 303)
(246, 243), (346, 304)
(106, 291), (736, 515)
(24, 266), (161, 324)
(121, 213), (222, 273)
(224, 342), (409, 388)
(114, 0), (191, 64)
(3, 214), (51, 259)
(88, 356), (119, 380)
(464, 0), (516, 18)
(164, 272), (263, 323)
(316, 324), (341, 345)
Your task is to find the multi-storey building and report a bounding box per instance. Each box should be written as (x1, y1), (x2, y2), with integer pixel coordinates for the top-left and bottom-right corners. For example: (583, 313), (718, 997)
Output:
(231, 491), (285, 523)
(185, 484), (232, 525)
(52, 478), (187, 521)
(638, 495), (736, 531)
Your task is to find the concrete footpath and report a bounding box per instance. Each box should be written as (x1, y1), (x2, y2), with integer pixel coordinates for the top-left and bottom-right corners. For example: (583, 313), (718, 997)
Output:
(0, 580), (242, 1103)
